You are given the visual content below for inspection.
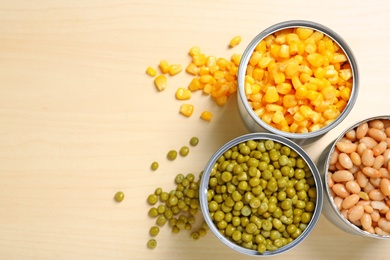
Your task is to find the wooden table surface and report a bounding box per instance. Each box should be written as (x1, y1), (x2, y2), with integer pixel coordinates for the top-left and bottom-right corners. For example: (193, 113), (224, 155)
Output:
(1, 1), (390, 259)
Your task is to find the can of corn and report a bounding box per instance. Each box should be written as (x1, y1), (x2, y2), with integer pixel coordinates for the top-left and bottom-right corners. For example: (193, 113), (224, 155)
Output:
(317, 115), (390, 238)
(237, 20), (359, 147)
(199, 132), (323, 256)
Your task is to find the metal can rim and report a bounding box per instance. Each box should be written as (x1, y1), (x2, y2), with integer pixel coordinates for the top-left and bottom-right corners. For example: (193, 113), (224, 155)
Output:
(199, 132), (324, 256)
(237, 20), (359, 139)
(323, 115), (390, 239)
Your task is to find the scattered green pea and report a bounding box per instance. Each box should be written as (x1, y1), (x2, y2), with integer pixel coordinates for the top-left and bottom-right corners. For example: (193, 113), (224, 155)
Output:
(147, 239), (157, 249)
(149, 226), (160, 237)
(180, 146), (190, 156)
(189, 136), (199, 146)
(151, 161), (159, 171)
(147, 194), (158, 205)
(114, 191), (125, 202)
(167, 150), (177, 160)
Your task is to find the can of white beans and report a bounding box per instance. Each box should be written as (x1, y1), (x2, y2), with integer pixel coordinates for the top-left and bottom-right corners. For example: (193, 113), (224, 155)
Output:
(237, 20), (359, 147)
(199, 132), (323, 256)
(317, 115), (390, 238)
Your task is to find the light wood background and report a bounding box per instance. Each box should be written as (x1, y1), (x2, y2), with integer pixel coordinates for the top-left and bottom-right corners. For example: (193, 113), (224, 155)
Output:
(1, 1), (390, 259)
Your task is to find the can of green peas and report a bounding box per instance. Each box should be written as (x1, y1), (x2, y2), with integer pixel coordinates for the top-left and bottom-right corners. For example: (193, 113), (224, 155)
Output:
(199, 132), (323, 256)
(317, 115), (390, 239)
(237, 20), (359, 147)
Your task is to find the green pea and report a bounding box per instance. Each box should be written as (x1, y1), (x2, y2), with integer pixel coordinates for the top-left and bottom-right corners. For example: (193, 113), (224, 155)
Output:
(148, 207), (158, 218)
(221, 171), (232, 182)
(147, 239), (157, 249)
(147, 194), (158, 205)
(156, 215), (167, 226)
(239, 145), (250, 155)
(264, 140), (274, 150)
(179, 146), (190, 157)
(232, 230), (242, 241)
(190, 137), (199, 146)
(149, 226), (160, 236)
(114, 191), (125, 202)
(301, 212), (312, 224)
(280, 146), (291, 156)
(262, 220), (273, 231)
(151, 161), (159, 171)
(167, 150), (177, 160)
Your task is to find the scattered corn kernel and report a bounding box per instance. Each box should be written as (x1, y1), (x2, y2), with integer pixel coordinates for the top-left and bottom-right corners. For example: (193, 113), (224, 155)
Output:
(200, 111), (213, 121)
(180, 104), (194, 117)
(229, 36), (242, 48)
(146, 67), (157, 77)
(154, 75), (167, 91)
(159, 60), (170, 74)
(244, 27), (353, 133)
(169, 64), (183, 76)
(175, 88), (191, 100)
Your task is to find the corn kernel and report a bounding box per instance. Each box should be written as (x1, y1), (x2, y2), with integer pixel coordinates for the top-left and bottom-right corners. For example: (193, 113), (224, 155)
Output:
(253, 68), (265, 81)
(276, 82), (292, 95)
(229, 36), (242, 48)
(266, 104), (283, 112)
(323, 106), (340, 120)
(215, 95), (227, 106)
(321, 86), (337, 100)
(206, 56), (217, 67)
(264, 86), (279, 103)
(200, 74), (213, 84)
(186, 62), (198, 76)
(217, 58), (229, 69)
(189, 46), (201, 57)
(340, 87), (351, 101)
(255, 40), (267, 53)
(282, 95), (297, 108)
(199, 67), (210, 76)
(231, 54), (242, 66)
(285, 60), (299, 77)
(273, 72), (285, 84)
(180, 104), (194, 117)
(295, 85), (308, 99)
(286, 33), (300, 44)
(146, 67), (157, 77)
(314, 67), (326, 79)
(159, 60), (170, 74)
(293, 111), (305, 122)
(154, 75), (167, 91)
(270, 44), (281, 58)
(306, 89), (320, 101)
(272, 110), (285, 124)
(193, 54), (207, 67)
(250, 93), (262, 102)
(200, 111), (213, 121)
(307, 53), (323, 67)
(262, 112), (274, 124)
(339, 69), (352, 81)
(203, 84), (212, 95)
(250, 51), (262, 66)
(188, 78), (202, 91)
(296, 28), (314, 40)
(304, 40), (317, 54)
(214, 70), (225, 79)
(309, 31), (324, 43)
(175, 87), (191, 100)
(333, 53), (347, 63)
(279, 45), (290, 59)
(169, 64), (183, 76)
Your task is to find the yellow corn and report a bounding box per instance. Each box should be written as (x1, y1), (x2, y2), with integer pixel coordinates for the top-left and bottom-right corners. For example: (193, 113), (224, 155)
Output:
(200, 111), (213, 121)
(276, 83), (292, 95)
(189, 46), (201, 57)
(296, 27), (313, 40)
(192, 53), (207, 67)
(159, 60), (170, 74)
(278, 44), (290, 59)
(229, 36), (242, 48)
(272, 110), (285, 124)
(175, 87), (191, 100)
(307, 53), (323, 67)
(154, 75), (167, 91)
(203, 84), (212, 94)
(249, 51), (262, 66)
(188, 78), (202, 91)
(180, 104), (194, 117)
(283, 94), (297, 108)
(146, 67), (157, 77)
(169, 64), (182, 76)
(231, 54), (242, 66)
(186, 63), (199, 76)
(264, 86), (279, 103)
(199, 67), (210, 76)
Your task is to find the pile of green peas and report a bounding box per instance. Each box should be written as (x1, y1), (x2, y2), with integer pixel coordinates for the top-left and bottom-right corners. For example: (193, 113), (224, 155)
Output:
(147, 136), (205, 249)
(146, 172), (209, 249)
(206, 139), (317, 253)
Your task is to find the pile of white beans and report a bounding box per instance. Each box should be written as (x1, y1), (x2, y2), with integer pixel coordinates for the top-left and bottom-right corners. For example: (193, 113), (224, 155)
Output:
(328, 119), (390, 235)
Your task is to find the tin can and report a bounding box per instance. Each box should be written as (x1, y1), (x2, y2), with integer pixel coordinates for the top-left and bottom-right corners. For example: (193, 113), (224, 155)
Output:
(237, 20), (359, 147)
(317, 115), (390, 238)
(199, 132), (324, 256)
